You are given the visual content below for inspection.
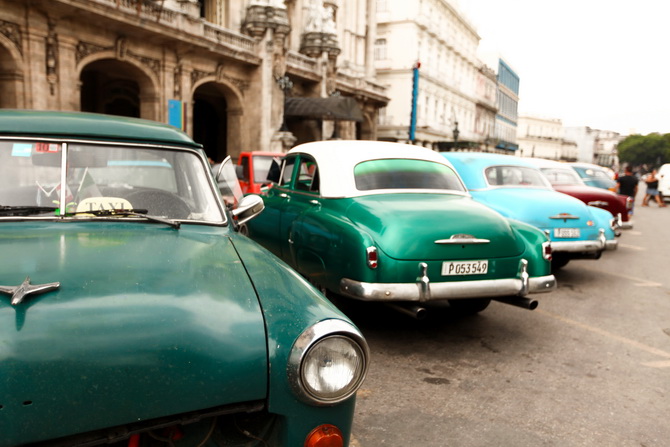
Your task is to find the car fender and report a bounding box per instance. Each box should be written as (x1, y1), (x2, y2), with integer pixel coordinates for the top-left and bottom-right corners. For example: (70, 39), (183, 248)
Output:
(587, 205), (617, 239)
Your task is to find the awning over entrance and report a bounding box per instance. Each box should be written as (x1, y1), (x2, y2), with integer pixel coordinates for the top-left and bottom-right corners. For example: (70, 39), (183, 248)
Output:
(284, 96), (364, 122)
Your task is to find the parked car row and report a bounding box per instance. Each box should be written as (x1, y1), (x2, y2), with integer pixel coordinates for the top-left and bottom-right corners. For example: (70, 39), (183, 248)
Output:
(0, 109), (629, 447)
(0, 111), (369, 447)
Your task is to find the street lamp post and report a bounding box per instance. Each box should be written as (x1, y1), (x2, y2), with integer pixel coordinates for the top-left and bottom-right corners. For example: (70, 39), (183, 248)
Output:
(452, 120), (460, 150)
(276, 75), (293, 132)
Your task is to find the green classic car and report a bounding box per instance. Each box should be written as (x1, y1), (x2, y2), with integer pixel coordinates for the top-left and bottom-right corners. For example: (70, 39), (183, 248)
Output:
(0, 110), (369, 447)
(246, 140), (556, 318)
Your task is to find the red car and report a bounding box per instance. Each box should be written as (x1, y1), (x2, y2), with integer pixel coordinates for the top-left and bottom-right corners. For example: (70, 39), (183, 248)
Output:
(525, 158), (633, 232)
(237, 151), (284, 194)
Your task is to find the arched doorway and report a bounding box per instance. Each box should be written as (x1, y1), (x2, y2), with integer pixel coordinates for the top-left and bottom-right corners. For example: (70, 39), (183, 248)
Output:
(80, 59), (156, 119)
(192, 82), (229, 163)
(0, 41), (23, 109)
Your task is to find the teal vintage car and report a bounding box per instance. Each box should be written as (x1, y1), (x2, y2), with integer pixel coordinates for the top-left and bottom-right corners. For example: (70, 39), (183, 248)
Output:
(0, 110), (369, 447)
(441, 152), (618, 270)
(246, 140), (556, 318)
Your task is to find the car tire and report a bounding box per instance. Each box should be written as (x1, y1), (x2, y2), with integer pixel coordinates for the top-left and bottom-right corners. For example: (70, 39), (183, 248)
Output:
(551, 255), (570, 270)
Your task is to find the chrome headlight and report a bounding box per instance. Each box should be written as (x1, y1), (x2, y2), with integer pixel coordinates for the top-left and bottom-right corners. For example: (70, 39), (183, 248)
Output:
(288, 319), (369, 406)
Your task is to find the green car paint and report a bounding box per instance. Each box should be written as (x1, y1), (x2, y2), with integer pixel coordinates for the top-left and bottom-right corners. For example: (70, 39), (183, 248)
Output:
(0, 110), (368, 447)
(248, 141), (556, 314)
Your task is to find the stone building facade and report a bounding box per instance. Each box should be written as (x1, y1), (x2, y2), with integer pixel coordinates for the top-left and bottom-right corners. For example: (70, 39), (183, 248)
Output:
(517, 115), (578, 161)
(0, 0), (389, 162)
(373, 0), (484, 149)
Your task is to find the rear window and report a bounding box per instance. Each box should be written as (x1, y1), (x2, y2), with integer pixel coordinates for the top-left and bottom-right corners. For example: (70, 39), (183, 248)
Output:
(354, 159), (465, 192)
(485, 165), (549, 187)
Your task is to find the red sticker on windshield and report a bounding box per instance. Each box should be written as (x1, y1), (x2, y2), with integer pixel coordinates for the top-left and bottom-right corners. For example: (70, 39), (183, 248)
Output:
(35, 143), (61, 153)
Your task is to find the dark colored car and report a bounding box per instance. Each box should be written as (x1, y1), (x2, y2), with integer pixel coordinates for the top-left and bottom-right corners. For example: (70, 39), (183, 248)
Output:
(526, 157), (632, 231)
(0, 110), (369, 447)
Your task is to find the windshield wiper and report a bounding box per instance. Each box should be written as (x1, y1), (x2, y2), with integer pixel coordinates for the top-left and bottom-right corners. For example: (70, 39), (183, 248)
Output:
(67, 208), (181, 229)
(0, 206), (58, 216)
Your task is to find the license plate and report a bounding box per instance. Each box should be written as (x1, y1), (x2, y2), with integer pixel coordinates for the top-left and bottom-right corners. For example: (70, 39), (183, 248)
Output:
(554, 228), (580, 238)
(441, 260), (488, 276)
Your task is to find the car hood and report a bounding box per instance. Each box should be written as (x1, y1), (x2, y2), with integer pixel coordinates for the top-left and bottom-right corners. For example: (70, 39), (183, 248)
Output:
(471, 188), (596, 229)
(0, 221), (267, 444)
(346, 193), (525, 260)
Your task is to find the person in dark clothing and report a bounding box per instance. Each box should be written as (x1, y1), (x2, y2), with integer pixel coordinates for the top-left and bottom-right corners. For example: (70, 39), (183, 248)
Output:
(617, 165), (639, 214)
(642, 169), (666, 207)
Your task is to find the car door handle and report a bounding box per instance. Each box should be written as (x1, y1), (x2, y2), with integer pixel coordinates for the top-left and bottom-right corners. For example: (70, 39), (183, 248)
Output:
(309, 200), (320, 206)
(279, 193), (289, 199)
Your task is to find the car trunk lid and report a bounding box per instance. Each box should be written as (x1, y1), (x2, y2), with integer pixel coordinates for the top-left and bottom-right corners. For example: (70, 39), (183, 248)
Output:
(346, 193), (525, 260)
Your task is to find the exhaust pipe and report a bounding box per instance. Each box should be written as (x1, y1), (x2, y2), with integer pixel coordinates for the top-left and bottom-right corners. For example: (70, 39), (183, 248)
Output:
(494, 296), (538, 310)
(385, 303), (428, 320)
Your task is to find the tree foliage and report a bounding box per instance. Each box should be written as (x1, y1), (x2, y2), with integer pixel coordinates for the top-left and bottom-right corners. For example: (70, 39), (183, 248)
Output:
(617, 133), (670, 167)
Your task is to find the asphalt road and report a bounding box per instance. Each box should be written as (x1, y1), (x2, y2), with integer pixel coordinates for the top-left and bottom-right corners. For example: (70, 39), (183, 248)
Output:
(347, 197), (670, 447)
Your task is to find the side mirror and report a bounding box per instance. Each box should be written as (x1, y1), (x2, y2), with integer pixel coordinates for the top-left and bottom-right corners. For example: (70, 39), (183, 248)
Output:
(232, 194), (264, 225)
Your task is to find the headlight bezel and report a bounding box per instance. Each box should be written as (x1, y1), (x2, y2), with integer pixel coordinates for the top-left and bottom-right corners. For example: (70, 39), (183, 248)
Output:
(287, 319), (369, 406)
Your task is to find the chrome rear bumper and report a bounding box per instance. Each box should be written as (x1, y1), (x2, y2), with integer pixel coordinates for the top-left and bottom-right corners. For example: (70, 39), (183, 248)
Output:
(551, 229), (617, 253)
(339, 260), (556, 302)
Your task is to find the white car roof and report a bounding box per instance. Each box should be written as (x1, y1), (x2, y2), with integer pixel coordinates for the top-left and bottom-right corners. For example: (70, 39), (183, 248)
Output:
(286, 140), (466, 198)
(523, 157), (574, 170)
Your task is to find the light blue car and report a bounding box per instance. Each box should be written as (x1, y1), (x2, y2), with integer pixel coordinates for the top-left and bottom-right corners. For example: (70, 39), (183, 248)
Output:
(441, 152), (618, 269)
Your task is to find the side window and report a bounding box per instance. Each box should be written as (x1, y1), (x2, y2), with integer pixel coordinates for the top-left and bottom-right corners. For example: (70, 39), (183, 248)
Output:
(280, 156), (296, 187)
(295, 156), (319, 193)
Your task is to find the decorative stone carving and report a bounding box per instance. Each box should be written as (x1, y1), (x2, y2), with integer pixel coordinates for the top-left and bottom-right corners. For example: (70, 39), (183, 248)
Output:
(191, 67), (250, 93)
(242, 3), (290, 40)
(75, 41), (108, 64)
(75, 38), (160, 78)
(0, 20), (22, 55)
(173, 63), (182, 98)
(45, 21), (58, 95)
(300, 0), (340, 58)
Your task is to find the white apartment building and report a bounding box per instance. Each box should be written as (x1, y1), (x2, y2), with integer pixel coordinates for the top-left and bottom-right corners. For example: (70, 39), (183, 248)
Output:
(517, 115), (578, 161)
(374, 0), (483, 149)
(564, 126), (622, 167)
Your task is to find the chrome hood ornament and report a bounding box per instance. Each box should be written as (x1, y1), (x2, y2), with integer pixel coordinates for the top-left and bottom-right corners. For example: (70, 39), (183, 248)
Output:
(0, 276), (60, 306)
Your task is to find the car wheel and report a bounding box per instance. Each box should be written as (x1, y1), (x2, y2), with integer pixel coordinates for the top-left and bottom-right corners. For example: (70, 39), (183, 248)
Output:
(551, 255), (570, 270)
(448, 298), (491, 315)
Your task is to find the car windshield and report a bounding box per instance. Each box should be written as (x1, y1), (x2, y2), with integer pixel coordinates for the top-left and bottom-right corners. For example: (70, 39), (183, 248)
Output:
(484, 165), (550, 188)
(540, 167), (583, 186)
(354, 159), (465, 192)
(0, 140), (224, 222)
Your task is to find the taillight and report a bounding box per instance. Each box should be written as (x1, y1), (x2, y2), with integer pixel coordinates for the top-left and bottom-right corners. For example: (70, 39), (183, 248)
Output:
(304, 424), (344, 447)
(366, 246), (378, 269)
(542, 241), (552, 261)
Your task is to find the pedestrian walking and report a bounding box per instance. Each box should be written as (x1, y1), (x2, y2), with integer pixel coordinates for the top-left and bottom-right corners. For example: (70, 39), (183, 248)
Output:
(642, 169), (666, 207)
(616, 165), (639, 214)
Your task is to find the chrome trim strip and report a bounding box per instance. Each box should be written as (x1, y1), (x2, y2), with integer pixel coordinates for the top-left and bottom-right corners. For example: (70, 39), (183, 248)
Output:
(339, 272), (557, 302)
(549, 214), (580, 220)
(435, 238), (490, 244)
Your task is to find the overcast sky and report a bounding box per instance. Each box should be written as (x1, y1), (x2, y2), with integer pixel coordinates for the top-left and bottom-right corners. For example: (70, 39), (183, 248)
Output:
(456, 0), (670, 136)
